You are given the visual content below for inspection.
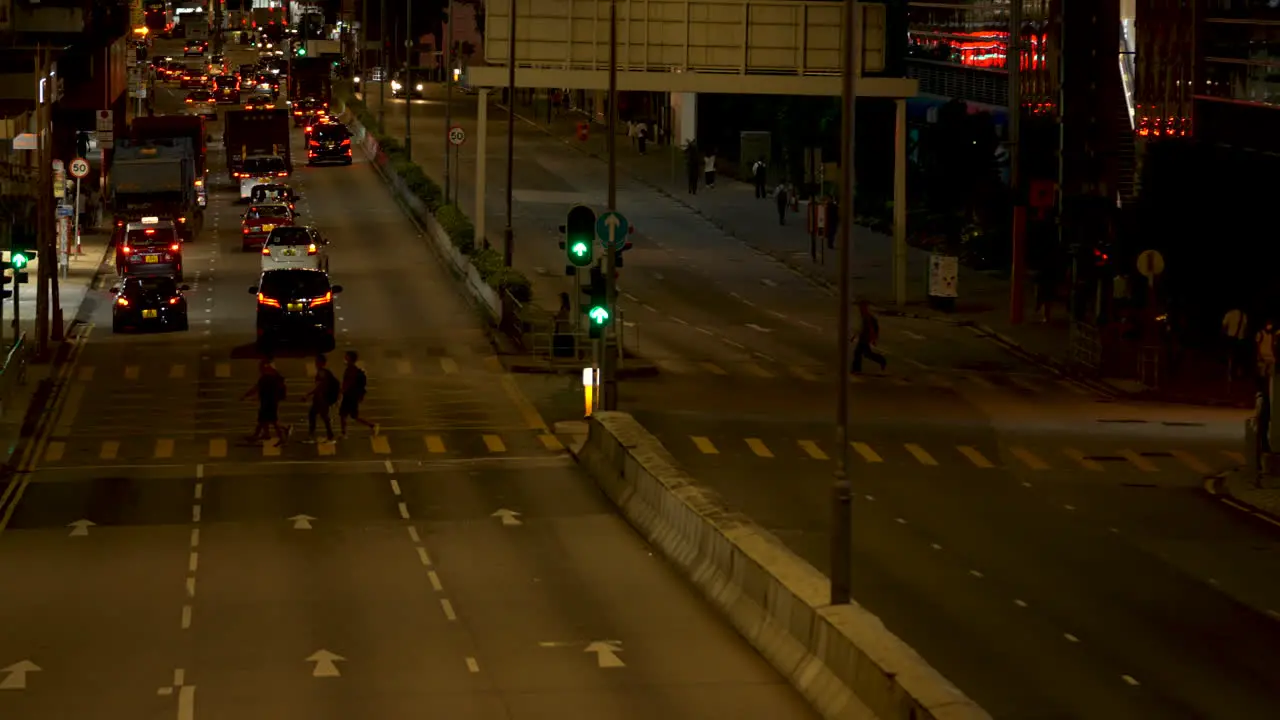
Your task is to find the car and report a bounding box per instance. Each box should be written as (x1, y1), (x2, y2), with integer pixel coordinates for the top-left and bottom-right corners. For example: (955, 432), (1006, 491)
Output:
(244, 97), (274, 111)
(241, 202), (295, 250)
(184, 40), (208, 56)
(111, 276), (190, 333)
(119, 217), (184, 281)
(184, 89), (214, 104)
(307, 124), (352, 165)
(211, 75), (240, 104)
(162, 61), (187, 81)
(237, 155), (291, 198)
(254, 73), (281, 98)
(250, 269), (343, 351)
(249, 183), (297, 211)
(187, 102), (217, 121)
(391, 73), (424, 99)
(180, 70), (209, 89)
(207, 54), (227, 74)
(261, 226), (329, 272)
(238, 63), (256, 79)
(290, 97), (326, 125)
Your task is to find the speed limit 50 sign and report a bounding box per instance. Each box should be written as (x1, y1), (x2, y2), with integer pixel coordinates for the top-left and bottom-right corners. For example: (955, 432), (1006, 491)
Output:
(69, 157), (90, 179)
(448, 126), (467, 146)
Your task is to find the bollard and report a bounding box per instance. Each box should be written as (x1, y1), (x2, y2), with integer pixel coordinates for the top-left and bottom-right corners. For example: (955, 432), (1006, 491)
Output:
(576, 122), (589, 141)
(582, 367), (596, 417)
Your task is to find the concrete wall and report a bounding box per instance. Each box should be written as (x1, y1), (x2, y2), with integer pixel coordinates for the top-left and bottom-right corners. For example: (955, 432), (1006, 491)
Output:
(574, 411), (992, 720)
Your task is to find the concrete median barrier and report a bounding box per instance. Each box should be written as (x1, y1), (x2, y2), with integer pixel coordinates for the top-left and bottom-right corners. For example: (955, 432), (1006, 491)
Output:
(573, 411), (991, 720)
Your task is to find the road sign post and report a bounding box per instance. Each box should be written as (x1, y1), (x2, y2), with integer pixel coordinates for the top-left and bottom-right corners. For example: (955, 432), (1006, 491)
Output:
(69, 157), (88, 258)
(448, 126), (465, 207)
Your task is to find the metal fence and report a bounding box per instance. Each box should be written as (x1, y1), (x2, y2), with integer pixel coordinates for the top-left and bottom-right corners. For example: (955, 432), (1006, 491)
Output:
(1069, 321), (1101, 376)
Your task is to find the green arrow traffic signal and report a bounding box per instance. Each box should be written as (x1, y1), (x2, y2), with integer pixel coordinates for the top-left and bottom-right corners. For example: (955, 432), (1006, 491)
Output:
(588, 305), (610, 325)
(296, 46), (307, 57)
(564, 205), (596, 268)
(9, 252), (29, 270)
(569, 240), (589, 259)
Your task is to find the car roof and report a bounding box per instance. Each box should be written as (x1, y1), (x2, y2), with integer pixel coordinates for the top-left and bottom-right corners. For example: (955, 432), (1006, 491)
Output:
(245, 154), (283, 161)
(125, 219), (176, 230)
(260, 268), (328, 281)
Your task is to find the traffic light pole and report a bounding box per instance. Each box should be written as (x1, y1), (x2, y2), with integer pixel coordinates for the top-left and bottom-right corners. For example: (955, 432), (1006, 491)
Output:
(35, 47), (51, 360)
(601, 0), (619, 411)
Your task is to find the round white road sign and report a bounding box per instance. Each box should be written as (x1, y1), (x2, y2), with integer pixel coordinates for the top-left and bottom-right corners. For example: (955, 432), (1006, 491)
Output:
(69, 157), (90, 179)
(448, 126), (467, 146)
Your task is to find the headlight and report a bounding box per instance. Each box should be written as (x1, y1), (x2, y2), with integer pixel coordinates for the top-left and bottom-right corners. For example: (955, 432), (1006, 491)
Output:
(354, 76), (361, 84)
(391, 81), (401, 90)
(416, 83), (423, 91)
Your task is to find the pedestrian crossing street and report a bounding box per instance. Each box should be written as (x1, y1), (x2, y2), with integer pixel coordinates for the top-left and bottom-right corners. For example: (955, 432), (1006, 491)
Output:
(39, 429), (567, 467)
(664, 434), (1245, 476)
(648, 359), (1100, 396)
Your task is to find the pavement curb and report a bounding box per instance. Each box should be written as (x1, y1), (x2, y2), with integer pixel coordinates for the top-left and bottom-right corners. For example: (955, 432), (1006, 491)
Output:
(1207, 469), (1280, 530)
(572, 411), (992, 720)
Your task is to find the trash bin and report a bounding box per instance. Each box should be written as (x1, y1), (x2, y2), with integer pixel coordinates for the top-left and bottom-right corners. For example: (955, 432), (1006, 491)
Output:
(576, 122), (589, 141)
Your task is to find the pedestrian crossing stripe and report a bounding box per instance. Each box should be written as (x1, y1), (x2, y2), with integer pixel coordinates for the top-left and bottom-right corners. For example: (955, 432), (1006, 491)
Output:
(72, 355), (505, 383)
(674, 436), (1238, 474)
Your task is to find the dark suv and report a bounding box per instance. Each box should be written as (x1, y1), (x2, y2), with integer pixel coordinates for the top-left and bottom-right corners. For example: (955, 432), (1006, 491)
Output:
(250, 269), (343, 351)
(307, 124), (352, 165)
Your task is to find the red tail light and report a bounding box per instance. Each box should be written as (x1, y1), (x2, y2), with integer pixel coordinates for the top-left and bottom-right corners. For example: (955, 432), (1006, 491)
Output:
(305, 127), (313, 134)
(257, 293), (280, 307)
(170, 243), (181, 252)
(276, 172), (288, 177)
(168, 297), (181, 305)
(341, 139), (351, 146)
(262, 247), (271, 256)
(116, 297), (129, 307)
(307, 243), (318, 255)
(310, 291), (332, 306)
(122, 246), (132, 254)
(242, 227), (250, 234)
(144, 229), (155, 235)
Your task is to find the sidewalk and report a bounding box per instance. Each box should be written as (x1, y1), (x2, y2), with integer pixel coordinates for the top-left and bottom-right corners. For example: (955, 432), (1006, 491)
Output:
(1216, 469), (1280, 528)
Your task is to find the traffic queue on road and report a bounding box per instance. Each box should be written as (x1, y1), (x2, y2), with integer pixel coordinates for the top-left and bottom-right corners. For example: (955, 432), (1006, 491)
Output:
(113, 43), (350, 354)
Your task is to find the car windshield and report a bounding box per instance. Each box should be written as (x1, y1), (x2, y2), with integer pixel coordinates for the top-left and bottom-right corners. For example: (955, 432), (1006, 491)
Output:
(313, 126), (349, 142)
(254, 187), (292, 201)
(124, 277), (178, 296)
(260, 271), (329, 299)
(189, 91), (212, 100)
(126, 228), (176, 246)
(267, 227), (313, 246)
(243, 157), (286, 174)
(247, 206), (291, 220)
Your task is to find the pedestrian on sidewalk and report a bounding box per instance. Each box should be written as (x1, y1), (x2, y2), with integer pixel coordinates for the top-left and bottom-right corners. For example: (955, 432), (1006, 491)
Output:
(1256, 320), (1276, 387)
(703, 150), (717, 188)
(774, 182), (790, 225)
(627, 120), (637, 150)
(1223, 307), (1250, 380)
(851, 300), (888, 373)
(302, 353), (340, 444)
(752, 156), (768, 198)
(826, 197), (840, 249)
(339, 350), (378, 438)
(242, 357), (290, 446)
(636, 121), (648, 155)
(685, 142), (700, 195)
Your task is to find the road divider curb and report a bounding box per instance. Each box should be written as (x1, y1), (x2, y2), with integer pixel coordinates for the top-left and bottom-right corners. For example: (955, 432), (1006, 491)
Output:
(573, 411), (991, 720)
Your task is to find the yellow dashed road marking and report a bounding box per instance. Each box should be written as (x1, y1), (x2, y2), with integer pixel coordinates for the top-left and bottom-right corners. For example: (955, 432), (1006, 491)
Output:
(440, 358), (459, 374)
(1120, 450), (1158, 472)
(699, 362), (728, 376)
(852, 442), (883, 463)
(1223, 450), (1246, 465)
(169, 364), (186, 379)
(77, 366), (95, 381)
(371, 435), (392, 454)
(745, 438), (773, 458)
(539, 434), (564, 451)
(1172, 450), (1212, 474)
(155, 439), (175, 459)
(262, 441), (281, 457)
(798, 440), (828, 460)
(790, 366), (819, 381)
(208, 438), (227, 458)
(318, 440), (336, 456)
(1065, 448), (1102, 471)
(124, 365), (139, 380)
(396, 359), (412, 375)
(100, 441), (119, 460)
(1010, 446), (1048, 470)
(656, 359), (692, 374)
(964, 373), (995, 389)
(424, 435), (446, 453)
(45, 441), (65, 463)
(958, 446), (994, 468)
(691, 436), (718, 454)
(482, 434), (506, 453)
(904, 443), (937, 466)
(742, 363), (774, 378)
(215, 362), (231, 378)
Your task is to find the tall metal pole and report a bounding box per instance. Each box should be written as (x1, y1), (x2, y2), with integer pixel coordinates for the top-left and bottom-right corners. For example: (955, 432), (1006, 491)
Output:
(403, 0), (413, 161)
(601, 0), (619, 410)
(502, 0), (516, 266)
(377, 0), (386, 133)
(35, 48), (50, 359)
(830, 0), (857, 607)
(443, 0), (454, 204)
(1008, 0), (1027, 324)
(359, 0), (368, 80)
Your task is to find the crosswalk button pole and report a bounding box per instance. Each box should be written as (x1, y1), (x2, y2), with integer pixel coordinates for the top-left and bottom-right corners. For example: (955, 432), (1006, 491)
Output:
(582, 367), (596, 417)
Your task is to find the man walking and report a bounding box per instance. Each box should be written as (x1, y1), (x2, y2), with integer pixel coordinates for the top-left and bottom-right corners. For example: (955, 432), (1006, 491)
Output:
(242, 357), (290, 446)
(774, 182), (790, 225)
(302, 353), (340, 444)
(851, 300), (888, 373)
(752, 156), (768, 198)
(339, 350), (378, 438)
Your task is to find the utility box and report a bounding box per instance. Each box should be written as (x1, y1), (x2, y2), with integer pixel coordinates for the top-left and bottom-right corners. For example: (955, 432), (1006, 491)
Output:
(739, 131), (771, 182)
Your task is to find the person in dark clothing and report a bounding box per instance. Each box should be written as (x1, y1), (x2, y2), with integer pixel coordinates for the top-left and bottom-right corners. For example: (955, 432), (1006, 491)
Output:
(752, 157), (768, 198)
(774, 183), (790, 225)
(685, 143), (700, 195)
(242, 358), (290, 446)
(826, 199), (840, 249)
(339, 350), (378, 438)
(302, 353), (340, 443)
(851, 300), (888, 373)
(636, 122), (648, 155)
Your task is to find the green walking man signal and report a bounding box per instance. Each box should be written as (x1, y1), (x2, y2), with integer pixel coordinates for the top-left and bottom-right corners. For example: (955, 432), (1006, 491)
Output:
(562, 205), (596, 269)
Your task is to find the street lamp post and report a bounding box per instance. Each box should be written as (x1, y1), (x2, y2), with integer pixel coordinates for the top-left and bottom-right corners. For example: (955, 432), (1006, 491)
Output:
(403, 0), (413, 161)
(830, 0), (857, 607)
(443, 0), (454, 204)
(503, 0), (517, 266)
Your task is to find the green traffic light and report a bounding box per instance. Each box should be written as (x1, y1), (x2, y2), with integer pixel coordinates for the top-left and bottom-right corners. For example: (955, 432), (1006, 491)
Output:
(10, 252), (28, 269)
(297, 47), (307, 56)
(588, 306), (610, 325)
(570, 241), (589, 258)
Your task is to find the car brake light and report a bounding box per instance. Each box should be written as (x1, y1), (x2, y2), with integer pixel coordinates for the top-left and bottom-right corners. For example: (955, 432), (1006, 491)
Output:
(242, 227), (250, 234)
(170, 243), (181, 252)
(178, 217), (187, 224)
(145, 229), (155, 235)
(116, 297), (129, 306)
(185, 98), (193, 103)
(341, 139), (351, 146)
(276, 172), (288, 177)
(168, 297), (181, 305)
(305, 127), (313, 133)
(262, 247), (271, 255)
(122, 246), (132, 254)
(257, 293), (280, 307)
(307, 243), (317, 255)
(311, 291), (332, 306)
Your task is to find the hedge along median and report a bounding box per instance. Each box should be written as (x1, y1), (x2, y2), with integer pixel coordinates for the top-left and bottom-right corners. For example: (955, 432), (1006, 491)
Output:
(337, 93), (533, 321)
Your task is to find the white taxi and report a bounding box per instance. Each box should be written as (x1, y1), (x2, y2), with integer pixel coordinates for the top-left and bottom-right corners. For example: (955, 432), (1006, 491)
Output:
(261, 226), (329, 273)
(237, 155), (289, 200)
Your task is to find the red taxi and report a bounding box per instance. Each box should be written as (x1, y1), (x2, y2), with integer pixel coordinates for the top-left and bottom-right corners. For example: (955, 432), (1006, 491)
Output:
(241, 203), (295, 251)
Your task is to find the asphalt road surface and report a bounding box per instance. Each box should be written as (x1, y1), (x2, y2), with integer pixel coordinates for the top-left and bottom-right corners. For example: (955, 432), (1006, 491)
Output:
(356, 86), (1280, 717)
(0, 41), (815, 720)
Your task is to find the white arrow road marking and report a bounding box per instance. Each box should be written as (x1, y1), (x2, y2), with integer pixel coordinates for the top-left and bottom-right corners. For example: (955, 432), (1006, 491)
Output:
(745, 323), (773, 333)
(491, 508), (522, 526)
(306, 650), (344, 677)
(289, 514), (315, 530)
(68, 519), (95, 537)
(0, 660), (40, 690)
(584, 641), (625, 668)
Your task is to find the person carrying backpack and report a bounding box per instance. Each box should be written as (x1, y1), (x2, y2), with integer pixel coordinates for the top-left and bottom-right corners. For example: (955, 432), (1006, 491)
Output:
(339, 350), (378, 438)
(302, 353), (339, 444)
(242, 357), (290, 446)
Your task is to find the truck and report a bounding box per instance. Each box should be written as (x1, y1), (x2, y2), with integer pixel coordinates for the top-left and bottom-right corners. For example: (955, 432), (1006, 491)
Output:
(129, 115), (208, 208)
(288, 56), (333, 104)
(223, 109), (292, 181)
(110, 140), (201, 242)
